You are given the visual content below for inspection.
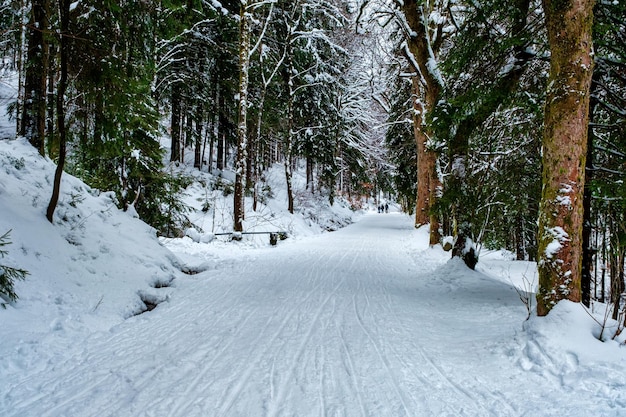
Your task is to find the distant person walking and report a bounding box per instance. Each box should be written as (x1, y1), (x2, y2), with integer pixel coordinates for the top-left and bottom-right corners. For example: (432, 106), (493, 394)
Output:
(384, 203), (389, 213)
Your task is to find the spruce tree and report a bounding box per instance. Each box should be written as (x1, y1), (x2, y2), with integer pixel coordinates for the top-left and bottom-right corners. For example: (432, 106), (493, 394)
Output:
(0, 230), (28, 304)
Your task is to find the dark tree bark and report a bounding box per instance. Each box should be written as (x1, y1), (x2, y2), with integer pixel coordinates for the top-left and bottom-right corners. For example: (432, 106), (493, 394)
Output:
(536, 0), (595, 316)
(194, 104), (204, 169)
(306, 157), (314, 192)
(515, 215), (525, 261)
(170, 84), (182, 163)
(46, 43), (55, 151)
(217, 85), (225, 171)
(610, 242), (624, 320)
(46, 0), (69, 223)
(21, 0), (49, 155)
(581, 76), (599, 308)
(284, 27), (295, 215)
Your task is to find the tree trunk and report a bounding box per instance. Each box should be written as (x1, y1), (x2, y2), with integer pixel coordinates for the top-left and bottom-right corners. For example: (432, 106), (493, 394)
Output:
(21, 0), (48, 155)
(536, 0), (595, 316)
(185, 105), (194, 159)
(600, 227), (606, 303)
(449, 119), (478, 269)
(194, 103), (204, 169)
(93, 87), (104, 154)
(234, 1), (250, 232)
(245, 134), (255, 192)
(516, 215), (525, 260)
(46, 43), (55, 154)
(284, 88), (295, 214)
(401, 2), (443, 245)
(409, 66), (438, 231)
(252, 86), (267, 211)
(170, 84), (182, 163)
(217, 84), (225, 171)
(284, 33), (295, 215)
(306, 157), (314, 192)
(208, 115), (215, 173)
(46, 0), (69, 223)
(610, 247), (624, 320)
(581, 76), (599, 307)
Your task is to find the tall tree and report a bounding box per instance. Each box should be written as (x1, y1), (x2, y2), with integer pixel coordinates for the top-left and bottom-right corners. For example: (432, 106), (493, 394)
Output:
(536, 0), (595, 316)
(233, 0), (275, 230)
(398, 0), (447, 245)
(20, 0), (49, 155)
(46, 0), (69, 223)
(233, 0), (251, 232)
(386, 77), (417, 213)
(582, 0), (626, 313)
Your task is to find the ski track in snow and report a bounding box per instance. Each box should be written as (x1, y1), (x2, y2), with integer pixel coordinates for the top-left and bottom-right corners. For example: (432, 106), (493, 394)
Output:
(3, 213), (620, 416)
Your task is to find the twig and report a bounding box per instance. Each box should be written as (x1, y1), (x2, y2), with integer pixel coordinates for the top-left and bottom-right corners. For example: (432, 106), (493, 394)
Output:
(92, 295), (104, 313)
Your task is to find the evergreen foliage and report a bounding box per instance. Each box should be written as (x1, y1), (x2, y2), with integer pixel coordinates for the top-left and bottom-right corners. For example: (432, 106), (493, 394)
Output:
(431, 0), (545, 259)
(385, 78), (417, 214)
(586, 0), (626, 311)
(59, 1), (192, 235)
(0, 230), (28, 303)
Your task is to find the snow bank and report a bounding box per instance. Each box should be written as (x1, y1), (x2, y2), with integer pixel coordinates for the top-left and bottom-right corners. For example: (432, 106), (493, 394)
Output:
(519, 301), (626, 410)
(0, 138), (181, 339)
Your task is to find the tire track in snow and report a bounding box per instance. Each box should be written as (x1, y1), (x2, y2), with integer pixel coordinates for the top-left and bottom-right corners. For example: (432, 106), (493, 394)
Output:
(212, 247), (348, 417)
(11, 266), (271, 417)
(352, 287), (414, 417)
(264, 246), (359, 417)
(166, 305), (263, 417)
(338, 323), (368, 417)
(265, 272), (346, 417)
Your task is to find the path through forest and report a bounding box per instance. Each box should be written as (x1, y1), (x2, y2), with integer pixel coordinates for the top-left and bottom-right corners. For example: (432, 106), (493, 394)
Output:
(4, 213), (614, 416)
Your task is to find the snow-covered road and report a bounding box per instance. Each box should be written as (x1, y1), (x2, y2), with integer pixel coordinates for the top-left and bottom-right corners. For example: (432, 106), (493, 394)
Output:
(4, 213), (621, 416)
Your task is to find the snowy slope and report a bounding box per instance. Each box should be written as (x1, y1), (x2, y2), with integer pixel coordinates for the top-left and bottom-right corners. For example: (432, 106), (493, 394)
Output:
(0, 138), (182, 330)
(1, 138), (626, 416)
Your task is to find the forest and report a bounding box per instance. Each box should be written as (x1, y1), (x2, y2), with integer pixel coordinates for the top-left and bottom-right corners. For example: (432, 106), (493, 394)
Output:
(0, 0), (625, 320)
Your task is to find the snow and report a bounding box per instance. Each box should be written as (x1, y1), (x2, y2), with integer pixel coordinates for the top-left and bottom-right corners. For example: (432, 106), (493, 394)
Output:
(1, 140), (626, 416)
(544, 226), (569, 259)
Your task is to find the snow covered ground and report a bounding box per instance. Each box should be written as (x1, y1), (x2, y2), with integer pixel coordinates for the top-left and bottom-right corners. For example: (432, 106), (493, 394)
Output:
(1, 138), (626, 417)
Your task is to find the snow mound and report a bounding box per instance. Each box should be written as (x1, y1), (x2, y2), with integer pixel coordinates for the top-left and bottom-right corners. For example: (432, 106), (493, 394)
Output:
(520, 301), (626, 382)
(0, 138), (182, 340)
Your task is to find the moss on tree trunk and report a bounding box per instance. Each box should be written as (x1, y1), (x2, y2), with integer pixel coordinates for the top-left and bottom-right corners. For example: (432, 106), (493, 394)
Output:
(536, 0), (595, 316)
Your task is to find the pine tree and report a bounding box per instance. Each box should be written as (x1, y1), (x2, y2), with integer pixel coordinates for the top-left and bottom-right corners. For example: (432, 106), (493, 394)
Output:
(62, 0), (192, 234)
(20, 0), (49, 155)
(46, 0), (69, 223)
(582, 0), (626, 313)
(0, 230), (28, 304)
(386, 77), (417, 214)
(427, 0), (540, 268)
